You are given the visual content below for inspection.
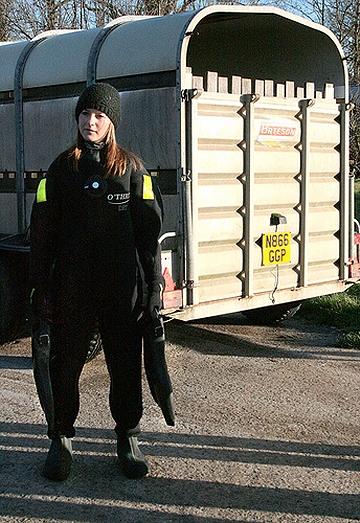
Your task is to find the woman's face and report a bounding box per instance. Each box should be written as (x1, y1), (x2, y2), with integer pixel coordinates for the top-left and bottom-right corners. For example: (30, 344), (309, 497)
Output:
(78, 108), (111, 142)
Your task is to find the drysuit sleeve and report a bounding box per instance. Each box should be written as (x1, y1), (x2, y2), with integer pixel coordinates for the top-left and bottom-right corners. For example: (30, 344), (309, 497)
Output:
(29, 160), (61, 296)
(130, 167), (164, 308)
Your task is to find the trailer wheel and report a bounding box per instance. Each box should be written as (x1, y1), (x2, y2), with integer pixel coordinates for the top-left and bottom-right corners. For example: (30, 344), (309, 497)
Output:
(243, 302), (302, 325)
(0, 257), (25, 341)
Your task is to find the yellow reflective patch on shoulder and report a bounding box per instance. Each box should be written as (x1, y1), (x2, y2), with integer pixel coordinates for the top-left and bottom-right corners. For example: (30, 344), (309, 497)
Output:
(36, 178), (47, 203)
(143, 174), (154, 200)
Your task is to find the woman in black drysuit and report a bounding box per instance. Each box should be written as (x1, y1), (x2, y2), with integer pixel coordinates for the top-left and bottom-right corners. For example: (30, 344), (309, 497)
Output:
(30, 83), (163, 481)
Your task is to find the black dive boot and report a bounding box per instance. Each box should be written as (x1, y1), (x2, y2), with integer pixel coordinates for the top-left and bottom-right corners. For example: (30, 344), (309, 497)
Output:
(117, 430), (149, 479)
(42, 436), (72, 481)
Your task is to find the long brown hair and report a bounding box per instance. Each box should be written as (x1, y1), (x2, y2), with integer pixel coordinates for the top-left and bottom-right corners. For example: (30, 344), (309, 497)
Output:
(69, 122), (143, 178)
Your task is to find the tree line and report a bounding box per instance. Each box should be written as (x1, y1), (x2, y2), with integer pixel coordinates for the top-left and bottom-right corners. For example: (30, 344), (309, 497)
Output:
(1, 0), (360, 172)
(1, 0), (358, 82)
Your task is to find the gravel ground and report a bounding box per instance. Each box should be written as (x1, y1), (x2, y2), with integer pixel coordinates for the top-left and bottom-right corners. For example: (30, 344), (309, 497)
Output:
(0, 314), (359, 523)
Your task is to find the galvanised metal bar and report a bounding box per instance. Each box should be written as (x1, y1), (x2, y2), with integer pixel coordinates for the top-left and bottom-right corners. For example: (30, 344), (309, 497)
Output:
(238, 93), (259, 298)
(87, 16), (151, 86)
(337, 102), (353, 279)
(182, 88), (201, 306)
(14, 36), (49, 235)
(296, 98), (315, 288)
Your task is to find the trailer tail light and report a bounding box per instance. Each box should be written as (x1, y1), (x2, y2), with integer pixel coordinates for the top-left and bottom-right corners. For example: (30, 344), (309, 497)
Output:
(162, 267), (182, 310)
(349, 233), (360, 278)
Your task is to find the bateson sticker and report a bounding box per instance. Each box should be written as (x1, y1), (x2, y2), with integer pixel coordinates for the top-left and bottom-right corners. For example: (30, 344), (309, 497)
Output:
(262, 232), (291, 266)
(256, 119), (299, 146)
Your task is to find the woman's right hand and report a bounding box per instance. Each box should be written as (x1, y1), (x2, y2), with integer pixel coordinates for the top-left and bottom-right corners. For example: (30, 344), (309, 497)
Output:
(30, 287), (51, 322)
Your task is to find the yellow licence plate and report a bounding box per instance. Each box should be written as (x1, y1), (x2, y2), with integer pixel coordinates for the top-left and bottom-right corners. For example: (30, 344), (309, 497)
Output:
(262, 231), (291, 266)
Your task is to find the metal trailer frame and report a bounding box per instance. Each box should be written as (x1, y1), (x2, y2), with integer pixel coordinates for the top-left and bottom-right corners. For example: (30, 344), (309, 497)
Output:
(0, 6), (357, 331)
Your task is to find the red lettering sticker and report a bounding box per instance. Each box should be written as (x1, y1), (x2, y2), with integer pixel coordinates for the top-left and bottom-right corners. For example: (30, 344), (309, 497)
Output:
(257, 119), (298, 145)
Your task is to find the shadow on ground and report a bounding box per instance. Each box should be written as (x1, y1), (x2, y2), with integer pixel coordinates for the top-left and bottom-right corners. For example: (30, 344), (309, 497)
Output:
(1, 422), (359, 522)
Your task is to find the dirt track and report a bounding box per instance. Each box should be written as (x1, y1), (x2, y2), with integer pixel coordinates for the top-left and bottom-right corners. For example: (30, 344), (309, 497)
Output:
(0, 314), (359, 522)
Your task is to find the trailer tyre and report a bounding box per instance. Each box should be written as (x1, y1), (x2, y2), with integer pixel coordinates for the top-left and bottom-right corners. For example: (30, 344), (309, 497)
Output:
(0, 258), (25, 342)
(243, 302), (302, 325)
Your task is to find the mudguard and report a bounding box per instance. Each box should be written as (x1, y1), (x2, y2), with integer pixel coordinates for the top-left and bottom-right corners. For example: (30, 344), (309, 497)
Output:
(142, 311), (175, 426)
(31, 319), (55, 434)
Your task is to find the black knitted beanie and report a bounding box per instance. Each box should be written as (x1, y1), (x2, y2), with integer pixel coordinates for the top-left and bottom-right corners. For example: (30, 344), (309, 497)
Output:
(75, 83), (121, 129)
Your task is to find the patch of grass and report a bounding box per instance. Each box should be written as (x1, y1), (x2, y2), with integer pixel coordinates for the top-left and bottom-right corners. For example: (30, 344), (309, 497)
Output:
(337, 331), (360, 349)
(299, 181), (360, 349)
(300, 283), (360, 349)
(355, 178), (360, 222)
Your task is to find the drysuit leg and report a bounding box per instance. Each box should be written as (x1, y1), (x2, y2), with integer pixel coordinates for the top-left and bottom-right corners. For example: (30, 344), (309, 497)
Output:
(100, 312), (143, 436)
(49, 303), (94, 438)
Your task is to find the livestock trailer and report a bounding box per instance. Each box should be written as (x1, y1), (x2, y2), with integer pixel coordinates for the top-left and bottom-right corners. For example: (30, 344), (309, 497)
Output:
(0, 5), (359, 338)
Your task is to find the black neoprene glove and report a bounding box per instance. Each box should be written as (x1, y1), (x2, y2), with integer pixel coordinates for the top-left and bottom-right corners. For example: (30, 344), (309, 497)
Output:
(30, 286), (51, 322)
(146, 282), (164, 314)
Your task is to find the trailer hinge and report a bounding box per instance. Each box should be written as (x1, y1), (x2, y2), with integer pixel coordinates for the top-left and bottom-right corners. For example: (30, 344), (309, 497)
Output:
(181, 88), (199, 102)
(185, 279), (194, 289)
(181, 169), (191, 182)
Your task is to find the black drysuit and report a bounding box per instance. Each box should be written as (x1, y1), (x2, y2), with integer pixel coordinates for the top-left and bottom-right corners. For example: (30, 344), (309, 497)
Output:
(30, 148), (163, 439)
